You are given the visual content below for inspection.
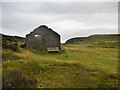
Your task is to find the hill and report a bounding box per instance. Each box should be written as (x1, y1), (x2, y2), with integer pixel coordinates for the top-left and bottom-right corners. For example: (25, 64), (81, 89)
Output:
(65, 34), (119, 48)
(2, 34), (26, 61)
(2, 34), (25, 50)
(2, 34), (119, 88)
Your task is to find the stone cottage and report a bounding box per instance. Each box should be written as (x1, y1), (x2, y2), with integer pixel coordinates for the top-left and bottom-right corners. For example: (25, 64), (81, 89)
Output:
(26, 25), (61, 52)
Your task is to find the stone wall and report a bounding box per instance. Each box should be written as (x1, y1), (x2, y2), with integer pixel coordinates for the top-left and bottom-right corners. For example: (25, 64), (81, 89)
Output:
(26, 25), (60, 52)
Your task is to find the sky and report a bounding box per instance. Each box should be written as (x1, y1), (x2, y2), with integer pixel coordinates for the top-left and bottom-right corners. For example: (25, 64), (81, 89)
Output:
(1, 1), (118, 43)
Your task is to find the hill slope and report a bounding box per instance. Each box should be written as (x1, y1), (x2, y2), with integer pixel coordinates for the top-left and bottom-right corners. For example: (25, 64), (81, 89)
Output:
(65, 34), (119, 48)
(2, 34), (119, 88)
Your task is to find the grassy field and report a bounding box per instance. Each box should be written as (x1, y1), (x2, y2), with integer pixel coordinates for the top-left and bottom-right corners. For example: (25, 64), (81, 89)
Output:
(2, 34), (119, 88)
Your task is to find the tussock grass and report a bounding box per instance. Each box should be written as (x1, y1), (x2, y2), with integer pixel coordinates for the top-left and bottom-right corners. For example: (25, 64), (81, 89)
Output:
(2, 34), (119, 88)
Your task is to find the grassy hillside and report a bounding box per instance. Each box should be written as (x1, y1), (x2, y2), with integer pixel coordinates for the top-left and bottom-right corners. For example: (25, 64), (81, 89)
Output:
(65, 34), (119, 48)
(2, 34), (119, 88)
(2, 34), (25, 52)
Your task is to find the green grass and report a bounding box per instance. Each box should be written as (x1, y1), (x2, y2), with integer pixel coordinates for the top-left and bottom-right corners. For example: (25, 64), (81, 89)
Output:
(66, 34), (119, 49)
(2, 34), (119, 88)
(2, 44), (118, 88)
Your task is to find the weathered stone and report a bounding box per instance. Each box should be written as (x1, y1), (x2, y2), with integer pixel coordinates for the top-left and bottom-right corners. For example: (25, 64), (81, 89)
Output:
(26, 25), (61, 52)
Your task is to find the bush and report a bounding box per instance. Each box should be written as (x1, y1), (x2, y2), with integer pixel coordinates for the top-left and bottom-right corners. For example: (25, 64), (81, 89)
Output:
(9, 44), (19, 52)
(2, 50), (23, 61)
(3, 42), (20, 52)
(2, 69), (37, 88)
(20, 43), (26, 48)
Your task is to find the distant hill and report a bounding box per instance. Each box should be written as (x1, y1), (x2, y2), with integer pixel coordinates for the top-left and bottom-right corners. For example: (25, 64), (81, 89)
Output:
(65, 34), (119, 44)
(65, 34), (119, 48)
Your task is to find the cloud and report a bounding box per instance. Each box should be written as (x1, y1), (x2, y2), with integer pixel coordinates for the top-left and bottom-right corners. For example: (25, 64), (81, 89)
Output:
(1, 0), (119, 2)
(2, 2), (118, 42)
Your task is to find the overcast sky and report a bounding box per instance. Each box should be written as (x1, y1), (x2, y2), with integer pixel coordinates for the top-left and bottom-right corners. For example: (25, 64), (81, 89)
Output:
(1, 2), (118, 42)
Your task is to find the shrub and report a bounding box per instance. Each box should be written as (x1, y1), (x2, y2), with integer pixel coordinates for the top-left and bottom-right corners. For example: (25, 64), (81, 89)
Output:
(2, 50), (23, 61)
(2, 69), (37, 88)
(3, 42), (20, 52)
(20, 43), (26, 48)
(10, 44), (19, 52)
